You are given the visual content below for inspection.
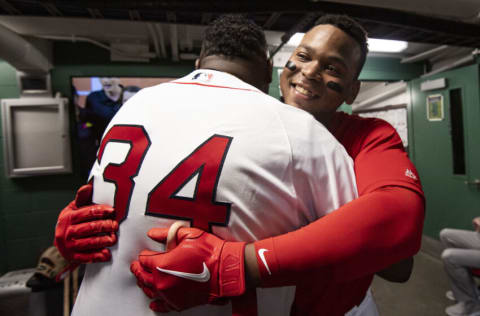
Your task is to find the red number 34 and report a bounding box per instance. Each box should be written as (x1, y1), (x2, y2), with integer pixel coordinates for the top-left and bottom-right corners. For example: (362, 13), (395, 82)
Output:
(96, 125), (232, 232)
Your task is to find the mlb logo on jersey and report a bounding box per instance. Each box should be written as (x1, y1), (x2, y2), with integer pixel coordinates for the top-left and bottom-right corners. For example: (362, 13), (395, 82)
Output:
(192, 72), (214, 82)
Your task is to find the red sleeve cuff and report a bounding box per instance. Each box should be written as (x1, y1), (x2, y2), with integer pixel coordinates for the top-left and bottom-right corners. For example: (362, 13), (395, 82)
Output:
(254, 238), (282, 287)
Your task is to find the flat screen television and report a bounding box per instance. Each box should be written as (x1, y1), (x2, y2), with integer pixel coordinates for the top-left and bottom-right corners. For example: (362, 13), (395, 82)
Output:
(71, 76), (176, 178)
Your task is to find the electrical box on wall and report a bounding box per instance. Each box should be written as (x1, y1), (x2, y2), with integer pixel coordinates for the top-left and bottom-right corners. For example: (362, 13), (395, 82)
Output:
(16, 71), (52, 97)
(420, 78), (447, 91)
(1, 96), (72, 178)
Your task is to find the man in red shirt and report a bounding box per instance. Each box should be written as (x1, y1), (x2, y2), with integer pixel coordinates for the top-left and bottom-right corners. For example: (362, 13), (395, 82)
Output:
(55, 14), (424, 315)
(129, 14), (424, 315)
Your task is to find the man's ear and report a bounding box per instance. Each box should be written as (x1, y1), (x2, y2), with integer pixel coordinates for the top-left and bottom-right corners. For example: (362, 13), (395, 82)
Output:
(195, 59), (200, 69)
(266, 59), (273, 84)
(345, 80), (361, 105)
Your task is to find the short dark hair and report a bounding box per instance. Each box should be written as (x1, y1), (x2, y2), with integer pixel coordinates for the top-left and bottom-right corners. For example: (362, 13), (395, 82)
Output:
(314, 14), (368, 78)
(201, 14), (268, 63)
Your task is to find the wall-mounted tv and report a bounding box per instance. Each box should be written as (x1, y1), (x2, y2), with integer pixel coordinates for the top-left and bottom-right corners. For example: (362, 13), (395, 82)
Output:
(71, 76), (176, 178)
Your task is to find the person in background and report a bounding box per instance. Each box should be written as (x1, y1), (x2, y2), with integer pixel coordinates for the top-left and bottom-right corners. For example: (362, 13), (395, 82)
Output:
(72, 85), (97, 179)
(76, 78), (124, 178)
(441, 217), (480, 316)
(80, 78), (123, 147)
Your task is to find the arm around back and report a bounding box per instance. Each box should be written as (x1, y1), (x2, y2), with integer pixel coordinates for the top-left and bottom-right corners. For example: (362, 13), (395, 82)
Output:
(249, 115), (426, 287)
(376, 256), (414, 283)
(248, 186), (424, 286)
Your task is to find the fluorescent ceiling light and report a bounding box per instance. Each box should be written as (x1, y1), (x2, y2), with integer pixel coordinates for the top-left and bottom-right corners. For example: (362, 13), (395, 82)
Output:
(368, 38), (408, 52)
(286, 33), (408, 53)
(287, 32), (305, 46)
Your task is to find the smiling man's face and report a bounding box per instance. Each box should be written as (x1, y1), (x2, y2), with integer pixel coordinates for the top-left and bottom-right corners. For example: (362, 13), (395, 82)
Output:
(280, 24), (362, 124)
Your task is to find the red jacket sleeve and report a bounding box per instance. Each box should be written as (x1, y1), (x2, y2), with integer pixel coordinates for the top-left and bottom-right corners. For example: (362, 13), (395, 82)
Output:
(255, 187), (424, 286)
(352, 118), (423, 197)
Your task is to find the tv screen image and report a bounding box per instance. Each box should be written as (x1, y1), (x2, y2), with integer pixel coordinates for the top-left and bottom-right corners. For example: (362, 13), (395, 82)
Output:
(71, 76), (176, 178)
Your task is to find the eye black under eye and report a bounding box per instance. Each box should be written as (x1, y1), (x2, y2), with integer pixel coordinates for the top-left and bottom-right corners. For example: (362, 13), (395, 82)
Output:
(326, 65), (338, 72)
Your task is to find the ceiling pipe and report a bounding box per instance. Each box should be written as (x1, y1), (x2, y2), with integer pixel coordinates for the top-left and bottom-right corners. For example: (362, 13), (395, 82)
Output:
(154, 24), (167, 59)
(0, 23), (52, 73)
(34, 34), (156, 59)
(420, 51), (478, 78)
(169, 24), (179, 62)
(353, 82), (406, 111)
(401, 45), (449, 63)
(147, 23), (161, 59)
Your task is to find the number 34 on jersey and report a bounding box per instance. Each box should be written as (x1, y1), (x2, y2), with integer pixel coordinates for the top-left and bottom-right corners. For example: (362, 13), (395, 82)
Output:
(93, 124), (233, 232)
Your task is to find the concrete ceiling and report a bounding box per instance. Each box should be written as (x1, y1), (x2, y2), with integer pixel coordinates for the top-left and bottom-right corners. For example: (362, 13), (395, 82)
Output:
(0, 0), (478, 67)
(0, 0), (479, 47)
(1, 1), (477, 112)
(331, 0), (480, 23)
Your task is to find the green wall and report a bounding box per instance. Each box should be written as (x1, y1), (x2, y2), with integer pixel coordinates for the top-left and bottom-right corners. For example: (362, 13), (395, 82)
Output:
(0, 60), (83, 274)
(0, 61), (19, 274)
(0, 43), (196, 274)
(0, 42), (424, 274)
(360, 57), (423, 81)
(409, 63), (480, 238)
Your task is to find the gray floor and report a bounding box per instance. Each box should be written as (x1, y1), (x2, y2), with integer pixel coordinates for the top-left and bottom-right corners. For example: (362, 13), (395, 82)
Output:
(372, 249), (452, 316)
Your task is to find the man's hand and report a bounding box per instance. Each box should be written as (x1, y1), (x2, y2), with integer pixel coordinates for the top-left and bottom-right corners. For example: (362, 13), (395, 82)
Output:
(376, 257), (414, 283)
(54, 184), (118, 264)
(473, 217), (480, 232)
(130, 226), (246, 312)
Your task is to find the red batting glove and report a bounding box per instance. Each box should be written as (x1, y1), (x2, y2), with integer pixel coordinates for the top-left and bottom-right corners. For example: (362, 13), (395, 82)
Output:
(54, 184), (118, 267)
(130, 227), (246, 312)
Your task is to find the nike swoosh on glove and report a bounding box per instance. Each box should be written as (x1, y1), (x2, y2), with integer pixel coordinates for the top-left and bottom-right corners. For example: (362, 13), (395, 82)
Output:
(54, 184), (118, 269)
(130, 226), (246, 312)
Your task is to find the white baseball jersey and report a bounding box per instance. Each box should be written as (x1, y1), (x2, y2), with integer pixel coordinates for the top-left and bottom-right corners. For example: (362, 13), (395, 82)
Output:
(345, 289), (380, 316)
(72, 69), (357, 316)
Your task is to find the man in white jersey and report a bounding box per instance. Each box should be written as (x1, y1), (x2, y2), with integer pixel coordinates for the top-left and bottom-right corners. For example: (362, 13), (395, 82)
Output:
(57, 15), (357, 316)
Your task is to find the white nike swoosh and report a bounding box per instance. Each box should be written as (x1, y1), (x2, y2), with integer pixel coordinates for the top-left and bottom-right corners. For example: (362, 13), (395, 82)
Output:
(156, 262), (210, 282)
(258, 248), (272, 275)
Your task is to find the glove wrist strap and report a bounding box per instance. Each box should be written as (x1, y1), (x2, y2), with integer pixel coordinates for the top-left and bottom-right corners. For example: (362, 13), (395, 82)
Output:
(218, 241), (247, 297)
